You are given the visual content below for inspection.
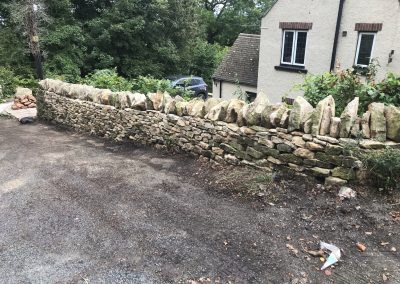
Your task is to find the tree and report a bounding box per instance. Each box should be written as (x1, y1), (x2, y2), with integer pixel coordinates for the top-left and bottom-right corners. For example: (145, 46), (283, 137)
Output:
(203, 0), (273, 45)
(8, 0), (46, 79)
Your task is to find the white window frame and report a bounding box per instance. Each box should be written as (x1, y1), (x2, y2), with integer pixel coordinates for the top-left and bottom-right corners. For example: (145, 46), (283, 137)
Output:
(355, 32), (376, 67)
(280, 30), (308, 67)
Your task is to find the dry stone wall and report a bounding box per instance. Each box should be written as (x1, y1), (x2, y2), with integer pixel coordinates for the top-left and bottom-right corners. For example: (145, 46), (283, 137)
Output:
(37, 79), (400, 186)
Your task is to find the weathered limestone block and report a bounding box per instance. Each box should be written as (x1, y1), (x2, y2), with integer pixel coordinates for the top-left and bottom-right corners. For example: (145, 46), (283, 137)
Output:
(325, 177), (347, 187)
(127, 92), (147, 111)
(280, 154), (302, 165)
(303, 118), (312, 134)
(259, 104), (277, 128)
(350, 117), (362, 137)
(359, 140), (385, 149)
(164, 99), (177, 114)
(332, 167), (356, 180)
(225, 99), (246, 123)
(99, 89), (113, 105)
(361, 111), (371, 139)
(292, 136), (306, 148)
(294, 148), (315, 159)
(325, 144), (343, 155)
(176, 101), (189, 116)
(277, 143), (293, 153)
(329, 117), (341, 138)
(108, 92), (119, 106)
(237, 103), (250, 126)
(316, 135), (339, 144)
(288, 96), (314, 132)
(205, 98), (222, 114)
(311, 95), (335, 136)
(279, 109), (291, 128)
(369, 102), (386, 141)
(339, 97), (359, 138)
(385, 105), (400, 142)
(305, 142), (324, 151)
(148, 91), (166, 111)
(115, 92), (130, 109)
(270, 104), (288, 128)
(190, 100), (206, 118)
(311, 167), (331, 177)
(206, 101), (230, 121)
(244, 94), (270, 126)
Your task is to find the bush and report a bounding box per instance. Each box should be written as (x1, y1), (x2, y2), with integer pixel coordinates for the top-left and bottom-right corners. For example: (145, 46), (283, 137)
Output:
(360, 148), (400, 190)
(80, 69), (133, 92)
(0, 67), (38, 102)
(296, 65), (400, 115)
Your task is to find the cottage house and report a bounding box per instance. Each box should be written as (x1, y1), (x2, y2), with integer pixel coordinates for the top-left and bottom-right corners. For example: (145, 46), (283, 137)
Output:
(212, 33), (260, 101)
(214, 0), (400, 103)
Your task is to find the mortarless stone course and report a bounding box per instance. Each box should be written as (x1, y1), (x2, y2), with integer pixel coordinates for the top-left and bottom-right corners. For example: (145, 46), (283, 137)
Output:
(37, 79), (400, 185)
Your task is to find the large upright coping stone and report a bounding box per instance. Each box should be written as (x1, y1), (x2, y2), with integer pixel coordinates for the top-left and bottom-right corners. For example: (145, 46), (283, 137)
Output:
(288, 96), (314, 132)
(339, 97), (359, 138)
(311, 95), (335, 136)
(369, 102), (386, 141)
(385, 105), (400, 142)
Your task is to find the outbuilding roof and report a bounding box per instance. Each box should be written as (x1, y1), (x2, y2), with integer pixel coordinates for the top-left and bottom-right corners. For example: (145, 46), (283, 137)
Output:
(212, 33), (260, 87)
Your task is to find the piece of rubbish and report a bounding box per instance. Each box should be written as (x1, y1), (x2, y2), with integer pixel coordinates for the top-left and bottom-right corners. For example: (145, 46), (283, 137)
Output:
(390, 247), (397, 252)
(338, 187), (356, 199)
(324, 269), (332, 276)
(320, 242), (341, 270)
(19, 117), (35, 124)
(356, 243), (367, 252)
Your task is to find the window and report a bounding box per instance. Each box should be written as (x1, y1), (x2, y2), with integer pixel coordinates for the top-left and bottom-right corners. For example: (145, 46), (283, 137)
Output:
(355, 32), (376, 67)
(281, 30), (308, 66)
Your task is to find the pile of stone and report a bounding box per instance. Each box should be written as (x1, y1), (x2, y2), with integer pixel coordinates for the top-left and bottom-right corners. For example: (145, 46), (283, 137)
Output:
(11, 87), (36, 110)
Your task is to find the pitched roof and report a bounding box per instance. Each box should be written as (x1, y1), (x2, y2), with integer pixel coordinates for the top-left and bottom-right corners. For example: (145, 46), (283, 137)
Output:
(212, 33), (260, 87)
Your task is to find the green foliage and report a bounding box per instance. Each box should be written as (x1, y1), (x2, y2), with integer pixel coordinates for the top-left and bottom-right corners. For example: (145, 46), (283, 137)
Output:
(132, 76), (194, 100)
(360, 148), (400, 190)
(131, 76), (172, 94)
(0, 67), (38, 102)
(297, 66), (400, 115)
(0, 0), (271, 86)
(81, 69), (133, 91)
(203, 0), (273, 45)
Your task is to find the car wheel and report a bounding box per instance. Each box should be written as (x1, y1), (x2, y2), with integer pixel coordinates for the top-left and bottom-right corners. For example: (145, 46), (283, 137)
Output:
(197, 92), (207, 100)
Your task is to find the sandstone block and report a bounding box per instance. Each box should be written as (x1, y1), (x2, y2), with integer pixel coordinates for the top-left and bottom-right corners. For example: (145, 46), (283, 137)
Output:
(225, 99), (246, 123)
(369, 102), (386, 141)
(385, 105), (400, 142)
(339, 97), (359, 138)
(288, 96), (314, 132)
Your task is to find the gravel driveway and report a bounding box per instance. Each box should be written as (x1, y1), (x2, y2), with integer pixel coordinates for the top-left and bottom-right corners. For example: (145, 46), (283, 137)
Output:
(0, 118), (399, 284)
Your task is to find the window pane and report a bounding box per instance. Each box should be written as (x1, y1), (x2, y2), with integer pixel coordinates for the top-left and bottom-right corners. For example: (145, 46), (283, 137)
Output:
(357, 34), (375, 66)
(295, 32), (307, 65)
(282, 31), (294, 63)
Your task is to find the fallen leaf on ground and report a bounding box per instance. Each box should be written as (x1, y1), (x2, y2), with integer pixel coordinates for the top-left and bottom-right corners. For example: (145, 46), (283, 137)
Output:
(286, 244), (299, 256)
(357, 243), (367, 252)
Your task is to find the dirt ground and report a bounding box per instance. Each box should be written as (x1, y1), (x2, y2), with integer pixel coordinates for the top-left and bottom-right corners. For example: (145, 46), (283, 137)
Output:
(0, 117), (399, 284)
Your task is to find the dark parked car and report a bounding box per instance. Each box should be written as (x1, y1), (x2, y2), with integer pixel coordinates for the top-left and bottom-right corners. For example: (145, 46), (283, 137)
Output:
(167, 76), (208, 99)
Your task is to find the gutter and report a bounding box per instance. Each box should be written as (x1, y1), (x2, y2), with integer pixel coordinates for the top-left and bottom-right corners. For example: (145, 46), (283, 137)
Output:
(330, 0), (345, 71)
